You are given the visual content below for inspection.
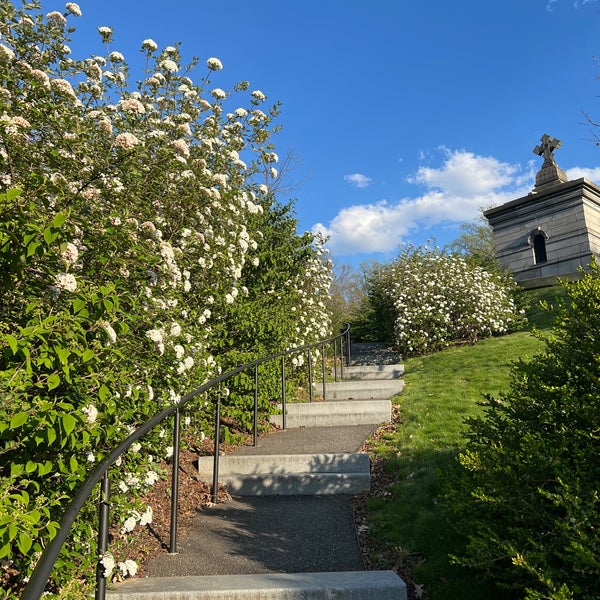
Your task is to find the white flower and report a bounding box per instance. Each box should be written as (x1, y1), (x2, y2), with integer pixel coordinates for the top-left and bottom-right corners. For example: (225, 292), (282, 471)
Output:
(145, 471), (159, 486)
(54, 272), (77, 292)
(118, 98), (145, 114)
(99, 321), (117, 345)
(51, 78), (76, 98)
(100, 552), (115, 577)
(172, 139), (189, 158)
(130, 442), (141, 453)
(140, 505), (153, 526)
(0, 44), (14, 63)
(166, 446), (174, 459)
(118, 559), (138, 578)
(109, 51), (125, 62)
(65, 3), (82, 16)
(141, 39), (158, 52)
(207, 57), (223, 70)
(251, 90), (266, 101)
(98, 26), (112, 42)
(87, 452), (95, 463)
(46, 11), (67, 26)
(60, 242), (78, 265)
(121, 516), (137, 534)
(211, 88), (226, 100)
(160, 59), (178, 73)
(82, 404), (98, 424)
(114, 132), (140, 149)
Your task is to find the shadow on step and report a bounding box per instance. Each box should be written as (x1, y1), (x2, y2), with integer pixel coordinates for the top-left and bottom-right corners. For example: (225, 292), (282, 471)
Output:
(143, 495), (365, 577)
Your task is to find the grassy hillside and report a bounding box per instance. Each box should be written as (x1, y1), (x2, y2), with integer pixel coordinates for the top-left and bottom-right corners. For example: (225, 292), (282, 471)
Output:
(364, 287), (564, 599)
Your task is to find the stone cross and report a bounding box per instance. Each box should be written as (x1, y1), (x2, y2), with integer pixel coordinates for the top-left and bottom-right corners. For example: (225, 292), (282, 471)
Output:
(532, 133), (568, 188)
(533, 134), (562, 165)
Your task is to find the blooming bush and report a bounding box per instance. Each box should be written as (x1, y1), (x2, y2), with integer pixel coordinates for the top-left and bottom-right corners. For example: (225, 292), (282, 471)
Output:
(366, 245), (523, 356)
(443, 262), (600, 599)
(0, 1), (331, 595)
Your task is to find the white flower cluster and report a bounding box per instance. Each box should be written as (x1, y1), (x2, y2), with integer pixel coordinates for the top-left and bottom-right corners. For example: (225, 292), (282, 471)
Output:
(120, 505), (153, 534)
(380, 248), (519, 356)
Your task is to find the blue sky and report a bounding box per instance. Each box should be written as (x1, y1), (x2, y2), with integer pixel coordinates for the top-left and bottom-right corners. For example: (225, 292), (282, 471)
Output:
(45, 0), (600, 267)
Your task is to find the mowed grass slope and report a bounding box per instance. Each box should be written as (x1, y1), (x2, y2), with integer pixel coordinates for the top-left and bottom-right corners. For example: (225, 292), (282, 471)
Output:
(366, 287), (564, 599)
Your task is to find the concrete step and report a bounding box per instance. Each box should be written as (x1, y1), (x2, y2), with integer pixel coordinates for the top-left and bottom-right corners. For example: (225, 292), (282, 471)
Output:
(270, 399), (392, 428)
(196, 453), (370, 495)
(107, 570), (408, 600)
(323, 380), (404, 400)
(342, 364), (405, 380)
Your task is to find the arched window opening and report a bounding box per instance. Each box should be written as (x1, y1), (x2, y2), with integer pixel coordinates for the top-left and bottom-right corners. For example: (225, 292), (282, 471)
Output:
(532, 230), (548, 264)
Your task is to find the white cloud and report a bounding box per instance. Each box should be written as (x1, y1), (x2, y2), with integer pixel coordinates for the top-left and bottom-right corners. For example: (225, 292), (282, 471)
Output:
(344, 173), (373, 188)
(565, 165), (600, 181)
(313, 148), (535, 257)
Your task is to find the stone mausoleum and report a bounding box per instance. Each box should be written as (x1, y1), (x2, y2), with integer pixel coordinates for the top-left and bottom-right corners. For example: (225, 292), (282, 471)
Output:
(484, 134), (600, 288)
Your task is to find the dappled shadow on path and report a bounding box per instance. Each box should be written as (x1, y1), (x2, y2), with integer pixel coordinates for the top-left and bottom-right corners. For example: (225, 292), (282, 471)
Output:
(144, 494), (365, 577)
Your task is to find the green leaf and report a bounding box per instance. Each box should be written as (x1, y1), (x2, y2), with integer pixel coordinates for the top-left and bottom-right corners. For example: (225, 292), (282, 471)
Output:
(5, 334), (18, 355)
(25, 460), (37, 473)
(69, 455), (78, 474)
(26, 240), (39, 257)
(62, 413), (76, 436)
(82, 349), (95, 363)
(47, 373), (60, 391)
(43, 226), (56, 245)
(10, 412), (28, 428)
(72, 297), (86, 313)
(18, 532), (32, 554)
(47, 426), (57, 445)
(52, 212), (67, 228)
(99, 384), (110, 401)
(56, 347), (70, 365)
(38, 460), (53, 476)
(5, 187), (22, 202)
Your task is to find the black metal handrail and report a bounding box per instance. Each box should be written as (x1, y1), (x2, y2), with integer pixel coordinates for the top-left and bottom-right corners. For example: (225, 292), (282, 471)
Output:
(22, 324), (351, 600)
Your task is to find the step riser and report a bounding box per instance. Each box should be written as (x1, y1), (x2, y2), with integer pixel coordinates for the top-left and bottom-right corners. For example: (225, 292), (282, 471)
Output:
(196, 453), (370, 495)
(270, 400), (391, 428)
(197, 453), (369, 475)
(107, 571), (408, 600)
(212, 472), (370, 495)
(323, 381), (404, 399)
(342, 365), (405, 380)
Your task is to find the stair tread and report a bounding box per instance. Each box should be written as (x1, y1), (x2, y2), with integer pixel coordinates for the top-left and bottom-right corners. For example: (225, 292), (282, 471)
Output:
(108, 570), (407, 599)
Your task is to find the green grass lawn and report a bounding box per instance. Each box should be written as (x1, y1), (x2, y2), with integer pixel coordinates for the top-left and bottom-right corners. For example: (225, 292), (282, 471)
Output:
(366, 289), (563, 599)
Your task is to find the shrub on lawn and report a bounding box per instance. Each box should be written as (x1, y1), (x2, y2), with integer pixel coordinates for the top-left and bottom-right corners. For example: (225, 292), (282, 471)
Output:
(443, 261), (600, 599)
(363, 245), (523, 356)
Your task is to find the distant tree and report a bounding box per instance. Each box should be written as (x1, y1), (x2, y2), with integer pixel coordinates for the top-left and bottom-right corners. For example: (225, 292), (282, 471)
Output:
(327, 263), (366, 333)
(446, 215), (497, 271)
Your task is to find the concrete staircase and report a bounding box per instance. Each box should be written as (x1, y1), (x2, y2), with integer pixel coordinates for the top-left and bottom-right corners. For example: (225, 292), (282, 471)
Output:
(108, 344), (407, 600)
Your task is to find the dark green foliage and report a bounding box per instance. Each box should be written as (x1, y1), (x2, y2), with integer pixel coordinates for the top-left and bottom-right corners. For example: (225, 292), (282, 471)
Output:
(443, 261), (600, 599)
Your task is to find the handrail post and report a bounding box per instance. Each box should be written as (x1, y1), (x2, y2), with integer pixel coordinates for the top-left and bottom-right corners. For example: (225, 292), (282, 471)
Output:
(253, 365), (259, 446)
(281, 355), (286, 430)
(95, 472), (110, 600)
(333, 339), (338, 382)
(346, 326), (351, 365)
(212, 390), (221, 504)
(169, 406), (181, 554)
(307, 350), (313, 403)
(340, 336), (344, 380)
(321, 343), (326, 401)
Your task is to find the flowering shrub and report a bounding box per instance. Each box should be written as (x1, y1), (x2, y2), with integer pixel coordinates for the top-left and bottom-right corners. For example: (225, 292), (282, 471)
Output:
(443, 262), (600, 599)
(0, 1), (331, 595)
(367, 245), (523, 356)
